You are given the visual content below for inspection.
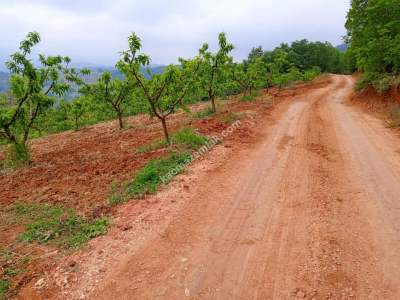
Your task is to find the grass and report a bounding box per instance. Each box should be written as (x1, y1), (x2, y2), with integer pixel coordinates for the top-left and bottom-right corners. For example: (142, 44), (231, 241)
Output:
(110, 152), (191, 205)
(111, 128), (209, 205)
(0, 279), (9, 300)
(240, 91), (260, 102)
(136, 128), (208, 154)
(194, 107), (215, 119)
(13, 201), (109, 249)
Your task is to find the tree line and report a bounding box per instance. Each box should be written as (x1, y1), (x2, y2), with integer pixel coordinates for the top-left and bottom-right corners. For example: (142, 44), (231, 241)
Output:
(0, 32), (346, 164)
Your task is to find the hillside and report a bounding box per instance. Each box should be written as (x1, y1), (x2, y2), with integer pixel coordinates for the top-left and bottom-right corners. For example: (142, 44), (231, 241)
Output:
(0, 65), (165, 95)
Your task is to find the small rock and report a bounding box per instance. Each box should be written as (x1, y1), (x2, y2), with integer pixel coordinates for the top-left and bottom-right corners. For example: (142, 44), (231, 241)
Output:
(181, 257), (188, 263)
(69, 261), (77, 268)
(34, 278), (46, 289)
(122, 225), (133, 231)
(184, 288), (190, 297)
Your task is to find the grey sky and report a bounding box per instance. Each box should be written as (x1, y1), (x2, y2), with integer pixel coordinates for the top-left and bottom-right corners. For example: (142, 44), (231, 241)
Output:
(0, 0), (350, 70)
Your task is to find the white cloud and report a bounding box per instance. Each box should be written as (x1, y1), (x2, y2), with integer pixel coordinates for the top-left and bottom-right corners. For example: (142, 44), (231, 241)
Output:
(0, 0), (350, 69)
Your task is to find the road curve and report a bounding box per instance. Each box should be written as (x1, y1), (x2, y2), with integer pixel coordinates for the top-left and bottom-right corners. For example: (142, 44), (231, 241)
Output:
(92, 75), (400, 299)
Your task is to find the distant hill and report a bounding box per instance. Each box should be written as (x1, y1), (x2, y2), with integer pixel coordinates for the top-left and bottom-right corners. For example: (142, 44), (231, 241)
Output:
(336, 43), (348, 52)
(0, 65), (166, 96)
(0, 72), (9, 92)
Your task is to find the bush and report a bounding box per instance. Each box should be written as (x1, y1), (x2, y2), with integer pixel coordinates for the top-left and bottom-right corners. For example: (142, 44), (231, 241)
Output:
(303, 67), (321, 82)
(373, 75), (394, 95)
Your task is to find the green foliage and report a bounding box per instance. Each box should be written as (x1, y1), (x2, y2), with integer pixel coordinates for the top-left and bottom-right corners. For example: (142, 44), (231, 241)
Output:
(171, 128), (208, 150)
(119, 33), (200, 143)
(197, 33), (234, 112)
(355, 72), (397, 94)
(346, 0), (400, 92)
(194, 107), (215, 119)
(126, 152), (190, 196)
(136, 128), (208, 154)
(232, 57), (266, 96)
(109, 152), (190, 204)
(0, 279), (9, 300)
(14, 201), (108, 248)
(346, 0), (400, 74)
(302, 67), (322, 82)
(81, 70), (135, 129)
(0, 32), (87, 163)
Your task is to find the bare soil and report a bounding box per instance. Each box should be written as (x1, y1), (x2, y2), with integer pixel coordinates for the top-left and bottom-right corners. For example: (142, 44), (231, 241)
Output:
(9, 75), (400, 299)
(1, 78), (327, 299)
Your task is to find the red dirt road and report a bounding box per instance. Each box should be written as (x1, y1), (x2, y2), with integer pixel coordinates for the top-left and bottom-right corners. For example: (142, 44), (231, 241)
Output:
(78, 75), (400, 299)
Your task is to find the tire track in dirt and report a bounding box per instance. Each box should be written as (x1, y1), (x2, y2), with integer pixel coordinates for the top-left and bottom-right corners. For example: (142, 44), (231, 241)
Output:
(66, 75), (400, 299)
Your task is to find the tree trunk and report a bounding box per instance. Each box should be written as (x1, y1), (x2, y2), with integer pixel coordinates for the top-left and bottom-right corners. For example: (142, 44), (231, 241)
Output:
(209, 90), (216, 113)
(117, 111), (124, 130)
(161, 117), (170, 145)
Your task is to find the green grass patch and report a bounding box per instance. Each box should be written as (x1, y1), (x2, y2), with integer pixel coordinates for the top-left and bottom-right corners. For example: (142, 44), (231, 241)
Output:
(194, 107), (215, 119)
(0, 279), (10, 300)
(13, 202), (108, 249)
(112, 128), (209, 204)
(240, 91), (260, 102)
(110, 152), (191, 205)
(136, 128), (208, 154)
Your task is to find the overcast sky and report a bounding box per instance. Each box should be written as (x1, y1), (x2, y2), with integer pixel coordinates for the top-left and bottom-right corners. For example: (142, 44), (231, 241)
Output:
(0, 0), (350, 70)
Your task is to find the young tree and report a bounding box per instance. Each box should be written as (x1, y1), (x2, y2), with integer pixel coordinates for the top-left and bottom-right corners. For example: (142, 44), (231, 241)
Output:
(197, 33), (234, 112)
(231, 57), (267, 96)
(82, 71), (133, 129)
(0, 32), (84, 162)
(69, 97), (88, 130)
(119, 33), (199, 144)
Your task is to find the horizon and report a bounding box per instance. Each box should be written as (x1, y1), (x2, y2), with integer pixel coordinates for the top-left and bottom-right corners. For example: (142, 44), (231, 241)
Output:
(0, 0), (350, 71)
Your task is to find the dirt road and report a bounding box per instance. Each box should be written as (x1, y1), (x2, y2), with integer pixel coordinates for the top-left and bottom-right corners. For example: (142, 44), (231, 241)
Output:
(91, 75), (400, 299)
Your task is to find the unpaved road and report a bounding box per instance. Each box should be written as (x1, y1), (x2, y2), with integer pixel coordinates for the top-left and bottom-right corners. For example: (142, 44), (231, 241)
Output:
(91, 75), (400, 299)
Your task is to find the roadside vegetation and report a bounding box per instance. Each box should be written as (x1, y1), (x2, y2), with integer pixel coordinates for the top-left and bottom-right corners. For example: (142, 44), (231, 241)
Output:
(346, 0), (399, 94)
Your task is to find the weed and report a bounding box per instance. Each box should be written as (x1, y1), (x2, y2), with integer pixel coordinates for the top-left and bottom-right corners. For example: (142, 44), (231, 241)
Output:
(135, 139), (168, 154)
(110, 152), (191, 204)
(136, 128), (208, 154)
(172, 128), (208, 150)
(194, 107), (214, 119)
(0, 279), (10, 300)
(13, 202), (108, 249)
